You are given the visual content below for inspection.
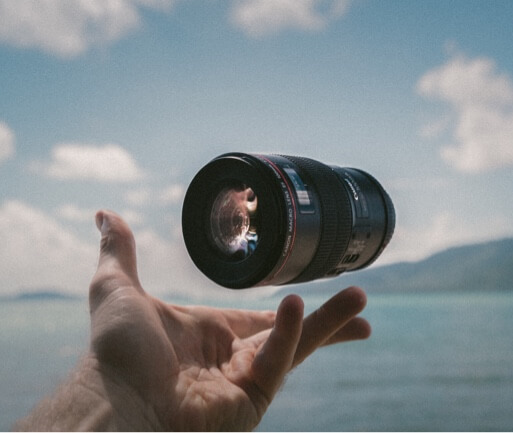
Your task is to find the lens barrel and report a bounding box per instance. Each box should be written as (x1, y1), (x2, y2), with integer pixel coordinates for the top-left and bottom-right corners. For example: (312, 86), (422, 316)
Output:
(182, 153), (395, 289)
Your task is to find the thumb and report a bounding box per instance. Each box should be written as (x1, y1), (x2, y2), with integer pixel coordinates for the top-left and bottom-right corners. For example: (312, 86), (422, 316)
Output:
(93, 210), (141, 290)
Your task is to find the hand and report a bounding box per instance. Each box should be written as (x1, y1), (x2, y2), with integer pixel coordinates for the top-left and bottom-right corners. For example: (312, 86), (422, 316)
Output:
(87, 210), (371, 431)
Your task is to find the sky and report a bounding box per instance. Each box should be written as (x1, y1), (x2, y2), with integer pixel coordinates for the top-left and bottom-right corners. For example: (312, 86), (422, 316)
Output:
(1, 0), (512, 300)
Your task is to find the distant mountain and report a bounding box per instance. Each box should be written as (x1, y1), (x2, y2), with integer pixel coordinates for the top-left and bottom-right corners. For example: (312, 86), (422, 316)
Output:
(1, 290), (79, 302)
(3, 239), (512, 302)
(286, 238), (513, 295)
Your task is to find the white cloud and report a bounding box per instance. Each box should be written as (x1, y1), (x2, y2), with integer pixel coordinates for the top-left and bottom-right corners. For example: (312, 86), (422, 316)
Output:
(0, 121), (15, 164)
(124, 187), (152, 206)
(0, 200), (97, 296)
(56, 203), (144, 227)
(417, 53), (513, 173)
(230, 0), (351, 37)
(441, 106), (513, 172)
(123, 183), (185, 206)
(0, 0), (176, 57)
(120, 208), (145, 226)
(55, 203), (97, 223)
(158, 184), (185, 205)
(36, 142), (145, 182)
(380, 211), (513, 265)
(133, 228), (190, 294)
(418, 55), (513, 108)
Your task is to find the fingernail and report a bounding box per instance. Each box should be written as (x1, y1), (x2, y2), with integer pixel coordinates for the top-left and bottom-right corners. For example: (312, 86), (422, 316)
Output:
(95, 211), (110, 235)
(101, 216), (110, 236)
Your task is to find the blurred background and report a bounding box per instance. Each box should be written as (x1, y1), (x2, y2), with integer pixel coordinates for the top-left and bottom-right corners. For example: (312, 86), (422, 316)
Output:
(1, 0), (512, 430)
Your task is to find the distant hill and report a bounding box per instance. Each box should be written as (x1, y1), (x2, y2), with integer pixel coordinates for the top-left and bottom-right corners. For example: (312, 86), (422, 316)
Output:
(285, 238), (513, 295)
(0, 290), (79, 302)
(3, 239), (512, 302)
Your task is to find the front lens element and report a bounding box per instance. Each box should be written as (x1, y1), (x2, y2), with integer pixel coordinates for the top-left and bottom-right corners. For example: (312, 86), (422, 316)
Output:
(209, 185), (258, 260)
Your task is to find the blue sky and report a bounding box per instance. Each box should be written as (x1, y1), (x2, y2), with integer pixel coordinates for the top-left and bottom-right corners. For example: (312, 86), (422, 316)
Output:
(1, 0), (512, 299)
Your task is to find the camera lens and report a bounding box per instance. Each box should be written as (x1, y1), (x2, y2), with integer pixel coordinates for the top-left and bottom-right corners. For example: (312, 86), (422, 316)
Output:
(182, 153), (395, 289)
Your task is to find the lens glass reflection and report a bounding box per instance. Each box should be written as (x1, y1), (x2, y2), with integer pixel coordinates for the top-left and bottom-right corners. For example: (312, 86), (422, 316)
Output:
(209, 185), (259, 260)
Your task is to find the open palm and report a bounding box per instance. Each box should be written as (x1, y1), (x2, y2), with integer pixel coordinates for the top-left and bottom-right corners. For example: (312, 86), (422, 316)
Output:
(88, 210), (370, 431)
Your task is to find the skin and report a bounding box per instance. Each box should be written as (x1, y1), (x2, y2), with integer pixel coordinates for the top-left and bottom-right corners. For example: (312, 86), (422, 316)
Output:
(16, 210), (371, 431)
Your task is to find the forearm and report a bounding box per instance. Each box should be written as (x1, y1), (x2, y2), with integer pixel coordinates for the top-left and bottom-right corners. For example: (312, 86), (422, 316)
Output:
(14, 356), (163, 432)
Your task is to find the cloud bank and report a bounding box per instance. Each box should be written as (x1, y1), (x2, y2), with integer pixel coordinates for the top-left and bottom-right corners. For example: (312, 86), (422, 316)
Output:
(0, 200), (207, 298)
(230, 0), (351, 37)
(123, 184), (185, 207)
(0, 0), (176, 57)
(418, 54), (513, 173)
(35, 142), (145, 182)
(0, 0), (350, 57)
(0, 200), (97, 295)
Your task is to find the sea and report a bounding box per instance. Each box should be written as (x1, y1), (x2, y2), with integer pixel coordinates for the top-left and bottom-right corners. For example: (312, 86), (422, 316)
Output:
(1, 291), (512, 431)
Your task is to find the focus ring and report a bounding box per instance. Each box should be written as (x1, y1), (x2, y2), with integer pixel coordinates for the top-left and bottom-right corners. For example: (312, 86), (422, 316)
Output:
(357, 178), (396, 269)
(281, 155), (353, 283)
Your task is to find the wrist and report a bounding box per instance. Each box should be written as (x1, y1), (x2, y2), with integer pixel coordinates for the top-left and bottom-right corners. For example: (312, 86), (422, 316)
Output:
(15, 356), (164, 431)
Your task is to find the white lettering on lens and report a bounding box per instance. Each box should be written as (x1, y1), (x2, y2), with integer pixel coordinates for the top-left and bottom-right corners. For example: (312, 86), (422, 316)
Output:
(344, 178), (359, 201)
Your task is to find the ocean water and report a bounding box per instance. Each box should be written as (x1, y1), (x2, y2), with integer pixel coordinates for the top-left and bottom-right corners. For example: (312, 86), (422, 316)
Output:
(1, 292), (512, 431)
